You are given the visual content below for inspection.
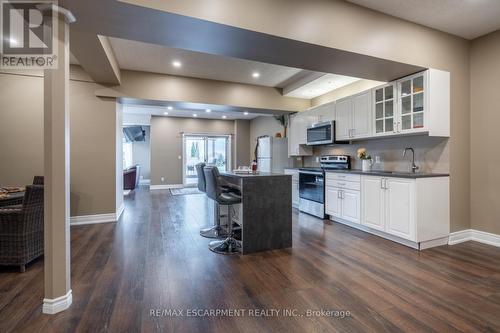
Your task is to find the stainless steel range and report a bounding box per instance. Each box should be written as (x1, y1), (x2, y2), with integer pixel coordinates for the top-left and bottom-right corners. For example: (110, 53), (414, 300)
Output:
(298, 155), (351, 218)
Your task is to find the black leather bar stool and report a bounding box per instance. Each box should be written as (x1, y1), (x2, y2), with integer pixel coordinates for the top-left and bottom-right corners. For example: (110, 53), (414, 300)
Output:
(203, 166), (242, 254)
(197, 163), (228, 239)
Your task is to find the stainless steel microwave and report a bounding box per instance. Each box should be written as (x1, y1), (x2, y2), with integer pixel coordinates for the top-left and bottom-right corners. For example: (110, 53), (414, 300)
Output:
(306, 121), (335, 145)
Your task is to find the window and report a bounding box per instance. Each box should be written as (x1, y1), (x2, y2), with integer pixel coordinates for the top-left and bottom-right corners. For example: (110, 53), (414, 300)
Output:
(123, 141), (133, 169)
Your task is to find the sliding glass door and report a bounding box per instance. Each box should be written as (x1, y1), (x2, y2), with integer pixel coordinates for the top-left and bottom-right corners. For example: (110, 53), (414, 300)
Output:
(183, 135), (230, 185)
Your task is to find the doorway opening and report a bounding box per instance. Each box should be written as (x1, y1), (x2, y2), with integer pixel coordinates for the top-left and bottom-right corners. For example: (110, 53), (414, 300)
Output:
(183, 134), (231, 186)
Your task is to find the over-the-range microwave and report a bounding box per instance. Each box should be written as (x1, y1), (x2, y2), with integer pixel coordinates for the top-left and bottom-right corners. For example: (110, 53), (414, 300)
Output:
(306, 121), (343, 146)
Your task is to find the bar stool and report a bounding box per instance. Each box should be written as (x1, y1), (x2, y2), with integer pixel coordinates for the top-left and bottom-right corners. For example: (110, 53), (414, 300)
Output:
(197, 163), (226, 238)
(203, 166), (242, 254)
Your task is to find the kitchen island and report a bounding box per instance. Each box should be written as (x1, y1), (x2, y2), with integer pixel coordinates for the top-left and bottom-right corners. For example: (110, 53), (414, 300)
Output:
(219, 171), (292, 254)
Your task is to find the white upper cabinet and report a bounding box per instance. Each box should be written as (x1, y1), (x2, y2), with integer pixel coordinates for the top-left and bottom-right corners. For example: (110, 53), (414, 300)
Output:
(335, 90), (372, 140)
(311, 102), (335, 123)
(352, 90), (372, 139)
(373, 83), (396, 136)
(335, 97), (352, 140)
(288, 112), (313, 156)
(373, 69), (450, 138)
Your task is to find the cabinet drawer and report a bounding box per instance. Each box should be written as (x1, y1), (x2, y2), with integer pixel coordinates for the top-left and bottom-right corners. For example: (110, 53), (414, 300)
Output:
(325, 172), (361, 183)
(325, 180), (361, 191)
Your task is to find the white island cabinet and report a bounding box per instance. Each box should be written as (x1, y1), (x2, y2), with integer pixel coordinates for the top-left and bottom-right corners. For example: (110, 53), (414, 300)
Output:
(325, 171), (450, 250)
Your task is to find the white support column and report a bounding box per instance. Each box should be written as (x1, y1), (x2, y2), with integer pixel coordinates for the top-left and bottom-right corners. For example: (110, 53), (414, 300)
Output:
(42, 8), (75, 315)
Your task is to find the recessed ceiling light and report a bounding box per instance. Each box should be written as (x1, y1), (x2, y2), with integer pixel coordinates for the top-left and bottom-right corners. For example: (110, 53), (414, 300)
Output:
(172, 60), (182, 68)
(222, 115), (227, 119)
(244, 112), (249, 115)
(205, 109), (211, 113)
(193, 114), (198, 117)
(164, 112), (169, 115)
(252, 72), (260, 78)
(167, 106), (173, 110)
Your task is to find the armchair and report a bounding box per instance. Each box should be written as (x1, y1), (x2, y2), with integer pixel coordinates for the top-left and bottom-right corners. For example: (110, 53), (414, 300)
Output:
(0, 185), (44, 272)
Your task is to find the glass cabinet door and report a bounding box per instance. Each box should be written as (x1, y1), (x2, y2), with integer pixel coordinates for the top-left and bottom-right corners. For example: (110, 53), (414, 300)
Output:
(374, 84), (395, 135)
(399, 74), (425, 132)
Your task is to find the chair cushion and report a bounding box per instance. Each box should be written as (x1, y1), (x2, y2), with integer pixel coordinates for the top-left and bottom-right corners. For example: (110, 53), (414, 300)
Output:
(219, 192), (242, 205)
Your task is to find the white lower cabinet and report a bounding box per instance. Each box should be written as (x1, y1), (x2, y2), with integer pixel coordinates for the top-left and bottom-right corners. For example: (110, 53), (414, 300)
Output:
(361, 176), (415, 241)
(327, 172), (450, 250)
(325, 173), (361, 224)
(325, 186), (342, 218)
(385, 178), (415, 240)
(360, 176), (385, 231)
(340, 189), (361, 224)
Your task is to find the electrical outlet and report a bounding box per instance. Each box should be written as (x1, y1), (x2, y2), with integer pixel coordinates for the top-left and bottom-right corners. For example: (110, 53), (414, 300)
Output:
(161, 177), (164, 182)
(315, 156), (320, 163)
(375, 156), (381, 164)
(178, 155), (182, 160)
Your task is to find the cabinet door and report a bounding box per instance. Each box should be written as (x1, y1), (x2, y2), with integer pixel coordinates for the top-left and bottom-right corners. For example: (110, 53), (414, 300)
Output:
(297, 112), (309, 145)
(385, 178), (415, 240)
(352, 91), (372, 138)
(373, 83), (396, 136)
(314, 102), (335, 122)
(398, 73), (426, 134)
(292, 180), (299, 208)
(335, 98), (352, 140)
(325, 186), (342, 218)
(361, 177), (385, 231)
(341, 189), (361, 224)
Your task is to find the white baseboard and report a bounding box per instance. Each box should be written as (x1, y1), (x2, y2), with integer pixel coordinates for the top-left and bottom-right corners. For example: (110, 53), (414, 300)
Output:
(139, 179), (151, 185)
(42, 290), (72, 314)
(70, 203), (124, 226)
(449, 229), (500, 248)
(150, 184), (183, 190)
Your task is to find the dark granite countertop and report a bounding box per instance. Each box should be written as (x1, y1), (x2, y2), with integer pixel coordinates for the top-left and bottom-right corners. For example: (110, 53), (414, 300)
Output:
(220, 171), (291, 178)
(325, 169), (449, 179)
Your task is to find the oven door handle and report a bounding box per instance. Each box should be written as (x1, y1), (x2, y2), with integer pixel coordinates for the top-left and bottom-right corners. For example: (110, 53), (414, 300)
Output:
(299, 171), (323, 176)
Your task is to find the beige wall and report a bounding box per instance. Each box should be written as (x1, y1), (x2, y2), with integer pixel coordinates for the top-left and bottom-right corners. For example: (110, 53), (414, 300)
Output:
(96, 69), (310, 112)
(249, 116), (287, 161)
(150, 117), (237, 185)
(0, 68), (120, 217)
(234, 120), (251, 167)
(138, 0), (471, 232)
(470, 30), (500, 235)
(0, 73), (44, 186)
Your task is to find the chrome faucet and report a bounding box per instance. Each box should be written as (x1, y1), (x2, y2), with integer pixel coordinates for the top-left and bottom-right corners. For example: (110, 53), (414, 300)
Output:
(403, 147), (419, 173)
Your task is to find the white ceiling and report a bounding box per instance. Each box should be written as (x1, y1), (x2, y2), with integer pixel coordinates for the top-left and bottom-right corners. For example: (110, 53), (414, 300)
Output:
(108, 37), (302, 88)
(107, 37), (365, 98)
(123, 104), (269, 121)
(285, 74), (361, 99)
(346, 0), (500, 40)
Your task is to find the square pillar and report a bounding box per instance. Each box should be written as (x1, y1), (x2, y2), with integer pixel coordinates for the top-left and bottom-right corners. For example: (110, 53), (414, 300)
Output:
(42, 8), (74, 315)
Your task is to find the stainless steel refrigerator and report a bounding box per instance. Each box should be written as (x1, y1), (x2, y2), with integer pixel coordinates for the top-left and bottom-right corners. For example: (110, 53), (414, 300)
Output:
(256, 136), (290, 173)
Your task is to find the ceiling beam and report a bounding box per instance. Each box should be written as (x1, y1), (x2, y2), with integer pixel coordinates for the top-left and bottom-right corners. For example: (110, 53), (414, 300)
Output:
(61, 0), (424, 83)
(70, 32), (121, 85)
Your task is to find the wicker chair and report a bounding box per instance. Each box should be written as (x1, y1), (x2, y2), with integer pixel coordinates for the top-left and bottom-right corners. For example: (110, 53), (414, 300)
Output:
(33, 176), (44, 185)
(0, 185), (44, 272)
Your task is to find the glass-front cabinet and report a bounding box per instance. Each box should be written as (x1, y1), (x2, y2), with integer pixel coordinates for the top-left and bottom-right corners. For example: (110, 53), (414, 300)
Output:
(398, 72), (426, 133)
(373, 71), (431, 137)
(374, 83), (396, 135)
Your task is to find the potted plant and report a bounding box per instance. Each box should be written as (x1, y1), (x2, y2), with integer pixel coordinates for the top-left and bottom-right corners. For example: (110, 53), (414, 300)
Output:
(357, 148), (373, 172)
(273, 115), (289, 138)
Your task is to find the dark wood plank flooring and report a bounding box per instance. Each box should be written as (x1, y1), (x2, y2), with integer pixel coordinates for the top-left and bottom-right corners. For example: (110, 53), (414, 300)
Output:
(1, 187), (500, 332)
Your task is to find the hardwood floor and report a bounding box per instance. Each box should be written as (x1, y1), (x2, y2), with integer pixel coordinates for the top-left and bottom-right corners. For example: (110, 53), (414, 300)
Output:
(1, 187), (500, 332)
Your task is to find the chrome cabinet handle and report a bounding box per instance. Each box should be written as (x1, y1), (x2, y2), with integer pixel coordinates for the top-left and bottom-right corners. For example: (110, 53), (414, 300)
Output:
(380, 178), (384, 189)
(337, 190), (341, 199)
(384, 178), (389, 190)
